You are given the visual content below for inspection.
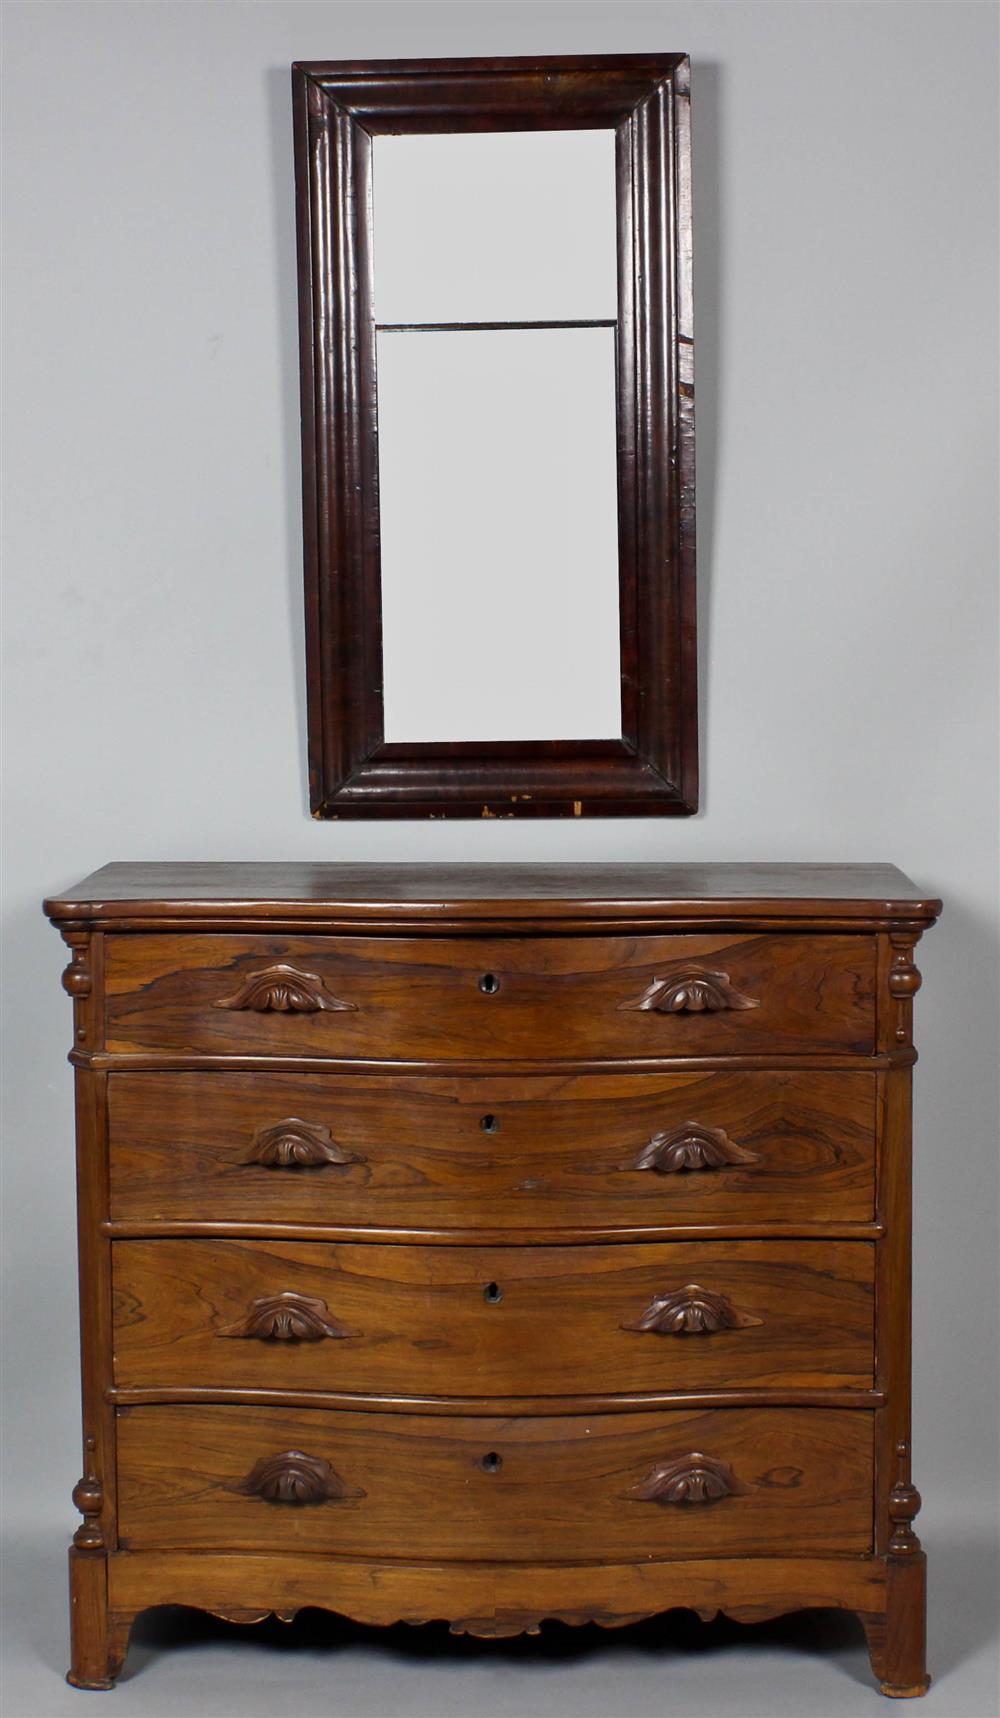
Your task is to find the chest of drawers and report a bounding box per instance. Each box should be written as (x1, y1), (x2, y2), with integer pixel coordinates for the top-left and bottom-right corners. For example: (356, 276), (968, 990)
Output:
(46, 862), (939, 1697)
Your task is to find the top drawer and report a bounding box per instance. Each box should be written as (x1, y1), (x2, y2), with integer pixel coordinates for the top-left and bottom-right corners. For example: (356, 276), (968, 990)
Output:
(104, 933), (875, 1059)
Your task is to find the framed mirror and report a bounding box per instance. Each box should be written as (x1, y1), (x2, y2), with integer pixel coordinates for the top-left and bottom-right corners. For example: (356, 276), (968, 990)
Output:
(292, 54), (696, 818)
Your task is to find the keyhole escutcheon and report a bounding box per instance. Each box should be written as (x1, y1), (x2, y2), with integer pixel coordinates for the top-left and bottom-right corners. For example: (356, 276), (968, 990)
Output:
(479, 973), (500, 995)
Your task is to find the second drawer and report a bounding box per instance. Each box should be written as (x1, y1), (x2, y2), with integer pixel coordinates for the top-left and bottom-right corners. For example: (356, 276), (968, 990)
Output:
(107, 1069), (878, 1231)
(112, 1238), (874, 1396)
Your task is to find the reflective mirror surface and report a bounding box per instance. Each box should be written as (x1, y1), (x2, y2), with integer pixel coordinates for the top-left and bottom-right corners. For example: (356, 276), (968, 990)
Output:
(377, 326), (621, 743)
(373, 129), (618, 325)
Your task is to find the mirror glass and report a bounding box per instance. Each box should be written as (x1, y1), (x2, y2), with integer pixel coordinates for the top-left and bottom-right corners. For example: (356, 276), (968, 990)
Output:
(373, 129), (618, 324)
(377, 326), (621, 744)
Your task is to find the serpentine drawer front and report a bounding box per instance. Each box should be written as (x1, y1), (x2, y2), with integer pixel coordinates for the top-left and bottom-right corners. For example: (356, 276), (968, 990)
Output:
(102, 932), (876, 1058)
(114, 1404), (875, 1562)
(111, 1237), (875, 1395)
(106, 1068), (878, 1230)
(46, 861), (939, 1696)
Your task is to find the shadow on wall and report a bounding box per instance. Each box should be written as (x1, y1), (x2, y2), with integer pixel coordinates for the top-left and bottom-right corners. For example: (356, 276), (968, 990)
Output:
(265, 62), (311, 818)
(691, 60), (722, 808)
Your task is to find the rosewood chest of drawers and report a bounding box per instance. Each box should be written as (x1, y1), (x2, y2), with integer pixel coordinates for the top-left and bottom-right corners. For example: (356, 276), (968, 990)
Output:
(45, 861), (940, 1696)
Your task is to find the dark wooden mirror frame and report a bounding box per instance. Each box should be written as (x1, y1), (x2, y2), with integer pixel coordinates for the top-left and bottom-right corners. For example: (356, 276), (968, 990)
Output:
(292, 53), (696, 819)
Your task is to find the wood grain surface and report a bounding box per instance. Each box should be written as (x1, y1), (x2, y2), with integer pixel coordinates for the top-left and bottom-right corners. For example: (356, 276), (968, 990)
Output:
(104, 932), (877, 1058)
(43, 855), (941, 913)
(45, 860), (941, 924)
(107, 1067), (877, 1229)
(49, 862), (938, 1693)
(115, 1403), (874, 1560)
(111, 1237), (874, 1395)
(105, 1545), (888, 1641)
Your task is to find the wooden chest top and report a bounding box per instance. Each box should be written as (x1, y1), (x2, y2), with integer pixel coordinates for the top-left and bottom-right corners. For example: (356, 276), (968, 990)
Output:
(44, 861), (940, 929)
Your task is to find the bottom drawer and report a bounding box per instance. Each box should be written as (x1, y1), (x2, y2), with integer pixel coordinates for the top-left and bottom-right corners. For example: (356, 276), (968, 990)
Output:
(116, 1405), (873, 1561)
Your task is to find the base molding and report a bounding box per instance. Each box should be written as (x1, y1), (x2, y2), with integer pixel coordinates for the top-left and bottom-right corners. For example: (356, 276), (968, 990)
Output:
(107, 1548), (888, 1632)
(63, 1549), (929, 1694)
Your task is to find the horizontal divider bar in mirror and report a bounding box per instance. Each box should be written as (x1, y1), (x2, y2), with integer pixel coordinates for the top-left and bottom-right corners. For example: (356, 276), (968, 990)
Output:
(376, 320), (617, 333)
(375, 739), (634, 758)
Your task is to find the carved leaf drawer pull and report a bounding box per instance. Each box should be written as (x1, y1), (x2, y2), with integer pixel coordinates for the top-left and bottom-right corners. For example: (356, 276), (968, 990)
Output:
(240, 1118), (364, 1171)
(628, 1452), (750, 1506)
(213, 964), (356, 1014)
(230, 1449), (361, 1506)
(622, 1283), (763, 1336)
(217, 1291), (349, 1343)
(632, 1122), (760, 1174)
(620, 966), (759, 1015)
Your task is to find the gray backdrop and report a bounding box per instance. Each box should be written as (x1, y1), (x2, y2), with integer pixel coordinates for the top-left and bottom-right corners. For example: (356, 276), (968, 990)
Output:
(3, 3), (997, 1714)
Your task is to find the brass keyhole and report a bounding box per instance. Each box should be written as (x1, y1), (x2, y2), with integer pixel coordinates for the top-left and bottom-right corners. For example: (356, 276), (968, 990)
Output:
(481, 1451), (503, 1473)
(479, 973), (500, 995)
(483, 1281), (503, 1305)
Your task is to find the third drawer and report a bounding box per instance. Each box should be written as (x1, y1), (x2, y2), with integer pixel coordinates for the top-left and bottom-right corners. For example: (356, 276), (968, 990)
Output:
(112, 1238), (875, 1395)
